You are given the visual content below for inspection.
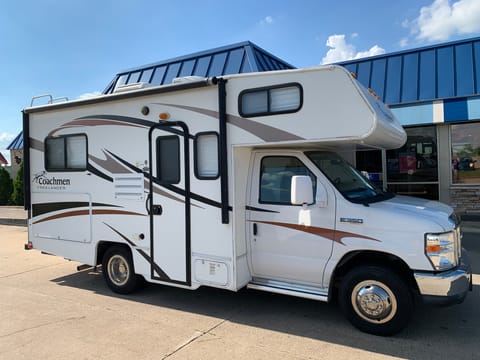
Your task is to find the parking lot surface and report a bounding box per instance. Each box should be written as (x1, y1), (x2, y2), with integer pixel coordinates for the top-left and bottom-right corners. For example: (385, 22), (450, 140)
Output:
(1, 224), (479, 359)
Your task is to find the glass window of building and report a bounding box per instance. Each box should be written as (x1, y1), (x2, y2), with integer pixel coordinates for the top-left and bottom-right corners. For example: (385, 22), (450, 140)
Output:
(386, 126), (438, 200)
(451, 122), (480, 184)
(355, 150), (383, 188)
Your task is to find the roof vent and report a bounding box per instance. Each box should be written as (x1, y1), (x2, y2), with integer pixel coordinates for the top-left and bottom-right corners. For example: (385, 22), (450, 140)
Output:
(113, 82), (153, 94)
(172, 76), (206, 84)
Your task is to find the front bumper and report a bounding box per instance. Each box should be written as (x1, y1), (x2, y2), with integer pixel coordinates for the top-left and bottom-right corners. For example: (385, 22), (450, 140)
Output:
(414, 248), (472, 306)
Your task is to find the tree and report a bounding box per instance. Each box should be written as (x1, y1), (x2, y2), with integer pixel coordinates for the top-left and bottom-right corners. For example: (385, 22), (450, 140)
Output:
(0, 167), (13, 205)
(11, 161), (24, 206)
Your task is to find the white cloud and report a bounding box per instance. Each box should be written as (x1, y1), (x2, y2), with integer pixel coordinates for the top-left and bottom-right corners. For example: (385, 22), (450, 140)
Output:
(0, 132), (15, 143)
(0, 133), (15, 161)
(78, 91), (102, 100)
(409, 0), (480, 42)
(321, 34), (385, 64)
(260, 16), (274, 25)
(399, 37), (410, 48)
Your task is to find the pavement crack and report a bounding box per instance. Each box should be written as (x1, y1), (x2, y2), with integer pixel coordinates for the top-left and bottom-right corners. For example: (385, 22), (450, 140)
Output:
(0, 263), (65, 279)
(0, 316), (86, 338)
(161, 319), (227, 359)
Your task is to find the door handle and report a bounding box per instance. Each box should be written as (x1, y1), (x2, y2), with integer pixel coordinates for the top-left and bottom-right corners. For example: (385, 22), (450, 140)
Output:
(253, 223), (258, 235)
(146, 195), (163, 215)
(146, 194), (151, 214)
(152, 204), (163, 215)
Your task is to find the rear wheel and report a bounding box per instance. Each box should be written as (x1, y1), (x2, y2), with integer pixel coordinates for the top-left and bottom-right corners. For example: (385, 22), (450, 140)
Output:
(102, 246), (139, 294)
(339, 266), (413, 336)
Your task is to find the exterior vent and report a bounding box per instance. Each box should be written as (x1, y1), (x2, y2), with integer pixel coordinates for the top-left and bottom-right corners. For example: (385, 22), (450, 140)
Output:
(114, 174), (144, 200)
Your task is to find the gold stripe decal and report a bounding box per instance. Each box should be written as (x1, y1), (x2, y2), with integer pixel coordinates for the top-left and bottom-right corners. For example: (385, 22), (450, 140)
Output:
(253, 220), (379, 245)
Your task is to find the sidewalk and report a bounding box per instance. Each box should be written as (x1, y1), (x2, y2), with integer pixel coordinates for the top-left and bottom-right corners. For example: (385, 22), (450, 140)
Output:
(0, 206), (27, 226)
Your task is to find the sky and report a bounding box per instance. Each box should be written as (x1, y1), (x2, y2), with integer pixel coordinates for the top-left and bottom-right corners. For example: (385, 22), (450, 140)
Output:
(2, 0), (480, 162)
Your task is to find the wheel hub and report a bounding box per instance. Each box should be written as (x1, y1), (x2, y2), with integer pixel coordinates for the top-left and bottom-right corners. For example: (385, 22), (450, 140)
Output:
(108, 255), (129, 286)
(352, 280), (397, 324)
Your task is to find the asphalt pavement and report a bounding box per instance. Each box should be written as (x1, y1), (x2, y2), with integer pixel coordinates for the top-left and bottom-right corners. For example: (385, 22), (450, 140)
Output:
(0, 208), (478, 359)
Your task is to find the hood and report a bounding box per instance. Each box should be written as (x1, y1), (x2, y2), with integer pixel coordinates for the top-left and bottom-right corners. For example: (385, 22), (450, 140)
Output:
(370, 195), (455, 231)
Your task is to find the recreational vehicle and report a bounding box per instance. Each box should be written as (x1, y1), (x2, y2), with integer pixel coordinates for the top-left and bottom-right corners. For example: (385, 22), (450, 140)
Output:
(23, 65), (471, 335)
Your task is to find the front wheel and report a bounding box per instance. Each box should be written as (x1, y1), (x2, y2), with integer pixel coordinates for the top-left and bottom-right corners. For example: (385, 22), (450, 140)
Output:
(102, 246), (140, 294)
(339, 266), (414, 336)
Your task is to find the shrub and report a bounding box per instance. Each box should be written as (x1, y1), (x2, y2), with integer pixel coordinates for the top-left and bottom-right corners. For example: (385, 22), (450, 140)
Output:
(11, 161), (24, 206)
(0, 167), (13, 205)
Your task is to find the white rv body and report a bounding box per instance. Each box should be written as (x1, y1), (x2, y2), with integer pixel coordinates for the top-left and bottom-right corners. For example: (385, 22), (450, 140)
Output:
(24, 65), (471, 335)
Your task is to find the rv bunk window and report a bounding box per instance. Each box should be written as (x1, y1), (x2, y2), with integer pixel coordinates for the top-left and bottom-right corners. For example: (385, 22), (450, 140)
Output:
(156, 136), (180, 184)
(239, 83), (302, 117)
(194, 132), (219, 179)
(45, 134), (87, 171)
(259, 156), (316, 205)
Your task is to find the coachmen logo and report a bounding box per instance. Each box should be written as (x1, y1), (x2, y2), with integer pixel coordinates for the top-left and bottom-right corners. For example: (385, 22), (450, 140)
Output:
(33, 171), (71, 190)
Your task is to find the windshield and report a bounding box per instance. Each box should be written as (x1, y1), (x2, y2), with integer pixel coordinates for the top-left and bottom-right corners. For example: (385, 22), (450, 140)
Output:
(306, 151), (394, 204)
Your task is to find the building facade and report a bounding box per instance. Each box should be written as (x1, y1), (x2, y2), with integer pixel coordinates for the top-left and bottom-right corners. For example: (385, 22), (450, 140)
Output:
(6, 131), (23, 180)
(16, 39), (480, 215)
(339, 37), (480, 217)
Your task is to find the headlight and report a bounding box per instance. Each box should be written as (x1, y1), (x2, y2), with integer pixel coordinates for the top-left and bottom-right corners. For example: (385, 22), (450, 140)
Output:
(425, 231), (460, 271)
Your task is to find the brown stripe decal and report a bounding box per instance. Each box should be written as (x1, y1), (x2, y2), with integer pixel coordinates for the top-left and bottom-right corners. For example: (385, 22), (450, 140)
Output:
(30, 137), (44, 152)
(145, 180), (205, 209)
(33, 209), (145, 224)
(89, 149), (133, 174)
(253, 220), (379, 245)
(153, 103), (304, 142)
(48, 119), (145, 136)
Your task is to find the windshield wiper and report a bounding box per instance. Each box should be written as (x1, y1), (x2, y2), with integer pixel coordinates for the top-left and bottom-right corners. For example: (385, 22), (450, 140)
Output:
(348, 190), (394, 205)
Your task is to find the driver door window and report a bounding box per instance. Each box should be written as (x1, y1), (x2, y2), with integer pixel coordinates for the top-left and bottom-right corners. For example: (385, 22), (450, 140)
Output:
(259, 156), (315, 204)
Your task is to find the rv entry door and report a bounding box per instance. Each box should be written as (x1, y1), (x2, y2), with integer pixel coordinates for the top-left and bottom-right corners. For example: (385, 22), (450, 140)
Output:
(148, 122), (191, 286)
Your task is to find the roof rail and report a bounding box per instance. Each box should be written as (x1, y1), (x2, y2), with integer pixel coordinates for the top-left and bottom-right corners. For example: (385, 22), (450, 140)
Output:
(30, 94), (69, 107)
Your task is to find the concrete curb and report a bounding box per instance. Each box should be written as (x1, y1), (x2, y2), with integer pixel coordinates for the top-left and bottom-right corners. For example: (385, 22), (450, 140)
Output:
(0, 218), (27, 226)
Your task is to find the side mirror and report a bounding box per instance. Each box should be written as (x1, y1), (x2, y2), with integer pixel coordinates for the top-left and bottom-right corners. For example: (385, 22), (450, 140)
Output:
(291, 176), (314, 205)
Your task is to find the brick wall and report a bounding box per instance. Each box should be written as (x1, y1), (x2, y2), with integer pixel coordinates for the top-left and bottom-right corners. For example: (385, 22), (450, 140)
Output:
(450, 186), (480, 216)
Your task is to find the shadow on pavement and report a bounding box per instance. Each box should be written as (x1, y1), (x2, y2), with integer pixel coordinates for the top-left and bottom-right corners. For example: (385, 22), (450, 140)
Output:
(51, 263), (479, 359)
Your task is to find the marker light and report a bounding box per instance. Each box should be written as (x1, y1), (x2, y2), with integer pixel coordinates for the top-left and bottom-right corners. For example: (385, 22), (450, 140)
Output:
(159, 112), (170, 120)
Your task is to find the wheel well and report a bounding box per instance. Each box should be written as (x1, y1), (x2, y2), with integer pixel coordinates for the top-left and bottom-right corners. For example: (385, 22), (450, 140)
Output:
(330, 250), (418, 301)
(96, 241), (131, 266)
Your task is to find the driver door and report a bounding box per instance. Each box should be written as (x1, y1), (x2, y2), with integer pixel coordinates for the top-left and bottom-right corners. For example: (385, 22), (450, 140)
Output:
(247, 153), (336, 287)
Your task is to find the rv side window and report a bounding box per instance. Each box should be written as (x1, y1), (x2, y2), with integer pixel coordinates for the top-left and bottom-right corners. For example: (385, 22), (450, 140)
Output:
(45, 134), (87, 171)
(259, 156), (316, 204)
(239, 83), (302, 117)
(194, 132), (219, 179)
(156, 136), (180, 184)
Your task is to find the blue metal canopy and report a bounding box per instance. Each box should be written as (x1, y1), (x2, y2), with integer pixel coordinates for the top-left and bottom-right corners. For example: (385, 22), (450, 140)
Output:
(338, 36), (480, 105)
(103, 41), (295, 94)
(7, 132), (23, 150)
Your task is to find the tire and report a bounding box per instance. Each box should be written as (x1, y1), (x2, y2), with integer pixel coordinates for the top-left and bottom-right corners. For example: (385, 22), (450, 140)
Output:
(102, 246), (139, 294)
(339, 265), (414, 336)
